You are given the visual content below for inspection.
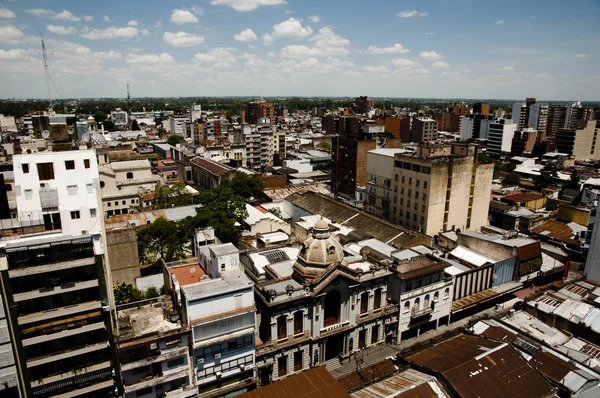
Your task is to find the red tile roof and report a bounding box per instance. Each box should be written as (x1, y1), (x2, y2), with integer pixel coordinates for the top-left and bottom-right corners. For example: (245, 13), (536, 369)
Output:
(254, 205), (269, 214)
(169, 263), (205, 286)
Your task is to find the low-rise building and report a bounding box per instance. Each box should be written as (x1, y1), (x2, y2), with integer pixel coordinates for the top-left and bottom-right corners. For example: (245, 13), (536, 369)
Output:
(189, 157), (236, 191)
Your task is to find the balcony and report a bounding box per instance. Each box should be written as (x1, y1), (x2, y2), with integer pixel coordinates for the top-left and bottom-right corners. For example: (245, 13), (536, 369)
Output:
(31, 362), (113, 397)
(23, 320), (105, 347)
(27, 341), (109, 368)
(124, 364), (189, 394)
(410, 306), (433, 320)
(121, 346), (188, 371)
(13, 279), (99, 303)
(18, 300), (102, 326)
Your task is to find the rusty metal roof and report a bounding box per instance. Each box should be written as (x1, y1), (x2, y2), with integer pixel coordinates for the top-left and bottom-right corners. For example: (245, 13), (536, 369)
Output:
(409, 334), (555, 398)
(501, 192), (545, 204)
(191, 157), (234, 176)
(240, 366), (349, 398)
(531, 220), (579, 245)
(351, 368), (449, 398)
(529, 350), (577, 385)
(396, 257), (447, 280)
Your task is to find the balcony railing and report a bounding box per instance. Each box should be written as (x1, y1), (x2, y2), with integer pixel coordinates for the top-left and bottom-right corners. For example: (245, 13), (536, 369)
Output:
(410, 306), (433, 319)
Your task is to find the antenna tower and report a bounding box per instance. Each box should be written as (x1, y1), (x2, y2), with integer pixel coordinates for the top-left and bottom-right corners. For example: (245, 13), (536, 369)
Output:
(40, 34), (53, 111)
(127, 82), (132, 129)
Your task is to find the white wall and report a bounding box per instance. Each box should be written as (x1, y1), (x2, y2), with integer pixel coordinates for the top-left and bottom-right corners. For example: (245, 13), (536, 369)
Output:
(187, 287), (254, 331)
(13, 150), (102, 236)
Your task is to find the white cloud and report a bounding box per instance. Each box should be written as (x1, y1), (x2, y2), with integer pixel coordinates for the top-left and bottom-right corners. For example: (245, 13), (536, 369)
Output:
(424, 32), (434, 36)
(495, 20), (505, 25)
(309, 16), (320, 23)
(54, 10), (81, 22)
(104, 15), (111, 22)
(234, 28), (258, 42)
(128, 20), (138, 27)
(0, 49), (32, 60)
(154, 21), (163, 28)
(280, 45), (322, 59)
(170, 9), (198, 25)
(431, 61), (449, 69)
(284, 10), (292, 14)
(575, 54), (591, 58)
(191, 5), (205, 16)
(0, 26), (24, 43)
(269, 18), (312, 41)
(262, 33), (274, 46)
(210, 0), (286, 12)
(25, 9), (55, 17)
(309, 26), (350, 55)
(193, 48), (237, 65)
(248, 44), (256, 49)
(141, 29), (151, 36)
(419, 51), (441, 60)
(126, 52), (176, 64)
(83, 16), (94, 22)
(366, 43), (409, 54)
(498, 65), (514, 72)
(47, 25), (78, 35)
(163, 31), (205, 47)
(364, 65), (390, 73)
(393, 58), (416, 67)
(0, 8), (15, 19)
(535, 73), (553, 79)
(397, 10), (428, 18)
(81, 26), (138, 40)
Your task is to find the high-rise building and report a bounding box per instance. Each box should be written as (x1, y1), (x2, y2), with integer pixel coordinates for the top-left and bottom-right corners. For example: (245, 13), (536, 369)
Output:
(0, 150), (116, 397)
(408, 118), (438, 143)
(246, 100), (274, 127)
(488, 120), (517, 156)
(565, 102), (592, 130)
(383, 143), (493, 235)
(472, 102), (490, 116)
(0, 288), (21, 397)
(527, 103), (548, 132)
(546, 105), (567, 142)
(585, 202), (600, 283)
(110, 109), (128, 129)
(510, 128), (544, 157)
(556, 120), (600, 160)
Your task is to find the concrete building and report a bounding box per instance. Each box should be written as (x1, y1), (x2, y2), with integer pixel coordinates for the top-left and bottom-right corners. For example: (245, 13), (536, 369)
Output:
(167, 115), (190, 136)
(0, 288), (20, 397)
(182, 234), (257, 397)
(110, 109), (128, 129)
(546, 104), (567, 142)
(488, 120), (517, 156)
(510, 128), (544, 157)
(365, 148), (411, 219)
(0, 114), (18, 133)
(584, 202), (600, 283)
(116, 296), (196, 398)
(99, 159), (161, 217)
(0, 150), (116, 397)
(190, 157), (236, 191)
(246, 100), (274, 127)
(527, 103), (548, 132)
(408, 118), (438, 143)
(472, 102), (490, 116)
(390, 143), (494, 235)
(556, 120), (600, 160)
(565, 101), (592, 130)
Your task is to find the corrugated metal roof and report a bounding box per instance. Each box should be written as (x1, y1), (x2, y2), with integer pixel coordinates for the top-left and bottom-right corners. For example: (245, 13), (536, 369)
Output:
(351, 369), (448, 398)
(449, 245), (498, 267)
(240, 366), (349, 398)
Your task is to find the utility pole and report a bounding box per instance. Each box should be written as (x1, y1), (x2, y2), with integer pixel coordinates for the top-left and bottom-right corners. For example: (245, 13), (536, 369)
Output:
(40, 33), (53, 112)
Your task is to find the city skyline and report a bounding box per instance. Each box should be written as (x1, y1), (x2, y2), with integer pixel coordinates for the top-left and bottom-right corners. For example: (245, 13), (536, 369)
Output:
(0, 0), (599, 100)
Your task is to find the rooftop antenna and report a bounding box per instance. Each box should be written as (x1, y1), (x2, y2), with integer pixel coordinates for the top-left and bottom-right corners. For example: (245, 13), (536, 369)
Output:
(127, 82), (132, 129)
(40, 33), (53, 112)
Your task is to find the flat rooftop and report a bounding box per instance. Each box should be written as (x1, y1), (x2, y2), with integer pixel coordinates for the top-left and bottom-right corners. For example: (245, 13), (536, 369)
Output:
(169, 262), (206, 286)
(395, 257), (447, 280)
(117, 296), (181, 340)
(181, 268), (253, 301)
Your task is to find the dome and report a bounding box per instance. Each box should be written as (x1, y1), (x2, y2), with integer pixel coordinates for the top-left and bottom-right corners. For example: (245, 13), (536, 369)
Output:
(87, 116), (95, 122)
(293, 220), (344, 283)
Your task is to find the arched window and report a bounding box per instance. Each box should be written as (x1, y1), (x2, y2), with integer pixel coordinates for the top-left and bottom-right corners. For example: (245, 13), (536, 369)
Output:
(404, 301), (410, 313)
(414, 298), (420, 312)
(424, 295), (430, 309)
(294, 311), (303, 335)
(277, 315), (287, 340)
(373, 289), (382, 310)
(126, 172), (134, 179)
(444, 288), (450, 299)
(100, 181), (105, 188)
(324, 290), (341, 327)
(433, 292), (439, 302)
(360, 292), (369, 314)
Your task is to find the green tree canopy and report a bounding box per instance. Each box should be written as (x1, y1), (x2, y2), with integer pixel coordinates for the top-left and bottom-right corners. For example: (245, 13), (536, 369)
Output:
(153, 182), (194, 209)
(131, 119), (140, 131)
(113, 282), (145, 305)
(137, 217), (184, 264)
(167, 134), (185, 146)
(536, 163), (559, 189)
(193, 185), (248, 243)
(221, 173), (265, 201)
(93, 110), (106, 123)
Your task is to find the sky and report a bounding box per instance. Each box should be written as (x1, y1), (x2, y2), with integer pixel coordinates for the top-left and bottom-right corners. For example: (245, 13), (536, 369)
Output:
(0, 0), (599, 100)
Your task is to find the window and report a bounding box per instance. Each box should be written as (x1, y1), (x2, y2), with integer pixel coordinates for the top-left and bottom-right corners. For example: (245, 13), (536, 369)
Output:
(126, 172), (134, 179)
(416, 179), (420, 187)
(423, 193), (427, 200)
(294, 312), (303, 335)
(401, 175), (405, 183)
(278, 356), (287, 377)
(277, 315), (287, 340)
(374, 289), (382, 310)
(444, 288), (450, 299)
(106, 210), (113, 216)
(294, 351), (303, 372)
(360, 292), (369, 314)
(22, 164), (29, 173)
(324, 290), (341, 327)
(423, 181), (428, 189)
(24, 189), (33, 200)
(70, 211), (80, 219)
(433, 292), (439, 302)
(371, 325), (379, 345)
(100, 181), (105, 188)
(67, 185), (78, 195)
(131, 199), (136, 204)
(4, 184), (11, 191)
(84, 159), (90, 168)
(107, 202), (111, 207)
(37, 163), (55, 180)
(403, 301), (410, 313)
(65, 160), (75, 170)
(424, 295), (430, 309)
(422, 204), (426, 212)
(415, 191), (419, 199)
(414, 298), (420, 312)
(90, 208), (97, 217)
(167, 357), (185, 368)
(409, 177), (412, 185)
(122, 200), (126, 205)
(136, 387), (153, 397)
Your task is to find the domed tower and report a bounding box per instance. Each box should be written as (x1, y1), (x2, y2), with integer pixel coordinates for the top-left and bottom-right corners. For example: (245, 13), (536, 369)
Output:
(87, 116), (96, 132)
(293, 219), (344, 283)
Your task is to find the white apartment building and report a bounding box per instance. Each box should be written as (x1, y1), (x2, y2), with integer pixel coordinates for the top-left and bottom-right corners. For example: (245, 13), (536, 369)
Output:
(110, 109), (128, 129)
(459, 117), (474, 141)
(168, 115), (190, 136)
(528, 103), (548, 132)
(487, 121), (517, 156)
(365, 148), (411, 219)
(0, 114), (17, 133)
(182, 235), (256, 396)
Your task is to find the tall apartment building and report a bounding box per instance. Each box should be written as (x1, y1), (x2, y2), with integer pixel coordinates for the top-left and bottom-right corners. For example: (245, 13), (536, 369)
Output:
(528, 103), (548, 132)
(365, 148), (410, 219)
(459, 115), (492, 140)
(546, 105), (567, 143)
(386, 143), (493, 235)
(375, 116), (410, 139)
(404, 118), (438, 143)
(487, 120), (517, 157)
(510, 128), (545, 157)
(556, 120), (600, 160)
(0, 288), (20, 397)
(434, 112), (460, 133)
(246, 100), (274, 127)
(565, 101), (593, 130)
(585, 202), (600, 283)
(242, 125), (274, 170)
(472, 102), (490, 116)
(0, 150), (116, 397)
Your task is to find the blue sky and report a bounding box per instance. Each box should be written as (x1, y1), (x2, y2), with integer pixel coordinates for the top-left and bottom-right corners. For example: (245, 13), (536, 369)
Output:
(0, 0), (599, 100)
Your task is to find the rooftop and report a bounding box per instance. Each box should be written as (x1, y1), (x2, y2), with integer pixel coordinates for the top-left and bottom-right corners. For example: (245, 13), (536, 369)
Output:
(210, 243), (239, 256)
(109, 159), (151, 171)
(181, 268), (253, 301)
(395, 256), (447, 280)
(351, 368), (449, 398)
(168, 262), (206, 287)
(191, 156), (234, 176)
(501, 192), (546, 203)
(117, 296), (181, 341)
(450, 245), (498, 267)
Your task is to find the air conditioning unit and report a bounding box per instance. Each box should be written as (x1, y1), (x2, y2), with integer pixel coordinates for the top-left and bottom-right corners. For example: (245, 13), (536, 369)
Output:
(239, 365), (245, 370)
(216, 372), (222, 379)
(40, 183), (47, 188)
(214, 353), (221, 360)
(197, 358), (204, 364)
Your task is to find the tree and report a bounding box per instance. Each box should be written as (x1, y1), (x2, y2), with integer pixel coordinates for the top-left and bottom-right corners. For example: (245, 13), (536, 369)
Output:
(567, 169), (580, 190)
(131, 119), (141, 131)
(194, 185), (248, 243)
(503, 172), (521, 186)
(167, 134), (185, 146)
(145, 286), (160, 299)
(536, 163), (559, 189)
(153, 182), (194, 209)
(94, 111), (106, 123)
(221, 173), (265, 201)
(137, 217), (184, 264)
(102, 119), (115, 131)
(113, 282), (145, 305)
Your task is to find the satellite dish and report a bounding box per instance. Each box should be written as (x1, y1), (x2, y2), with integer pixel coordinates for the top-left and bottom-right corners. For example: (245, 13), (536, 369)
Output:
(41, 130), (50, 139)
(81, 133), (90, 143)
(68, 127), (75, 135)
